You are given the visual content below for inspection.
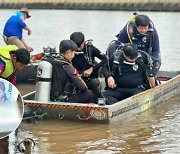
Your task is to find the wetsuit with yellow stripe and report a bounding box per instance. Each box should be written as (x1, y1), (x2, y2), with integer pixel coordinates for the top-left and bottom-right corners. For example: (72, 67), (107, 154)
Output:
(117, 22), (160, 59)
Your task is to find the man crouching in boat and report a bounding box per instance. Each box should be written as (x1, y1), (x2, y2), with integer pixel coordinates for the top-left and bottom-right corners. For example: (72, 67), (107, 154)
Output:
(0, 45), (30, 85)
(102, 43), (160, 105)
(51, 40), (95, 103)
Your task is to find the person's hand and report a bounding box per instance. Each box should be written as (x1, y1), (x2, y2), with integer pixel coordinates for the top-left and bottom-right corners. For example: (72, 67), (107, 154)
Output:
(148, 77), (156, 88)
(107, 76), (116, 89)
(28, 29), (31, 35)
(83, 67), (93, 77)
(27, 46), (33, 52)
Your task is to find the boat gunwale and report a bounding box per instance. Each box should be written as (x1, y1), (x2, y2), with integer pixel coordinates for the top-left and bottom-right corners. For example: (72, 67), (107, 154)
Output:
(23, 75), (180, 111)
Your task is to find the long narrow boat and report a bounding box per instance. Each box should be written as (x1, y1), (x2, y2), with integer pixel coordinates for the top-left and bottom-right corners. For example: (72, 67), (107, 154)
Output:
(23, 71), (180, 123)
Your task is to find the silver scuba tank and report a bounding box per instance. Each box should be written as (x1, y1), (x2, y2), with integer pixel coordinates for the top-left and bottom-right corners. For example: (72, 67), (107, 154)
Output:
(35, 60), (52, 102)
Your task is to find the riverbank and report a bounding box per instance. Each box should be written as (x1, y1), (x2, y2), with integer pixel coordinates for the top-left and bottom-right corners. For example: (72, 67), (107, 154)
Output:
(0, 2), (179, 11)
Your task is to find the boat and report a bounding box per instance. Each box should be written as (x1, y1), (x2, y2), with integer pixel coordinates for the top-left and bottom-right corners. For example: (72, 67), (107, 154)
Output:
(16, 63), (38, 83)
(16, 45), (57, 84)
(22, 70), (180, 123)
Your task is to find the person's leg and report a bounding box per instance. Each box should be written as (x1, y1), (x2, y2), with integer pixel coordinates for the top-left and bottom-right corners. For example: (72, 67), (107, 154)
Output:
(5, 36), (26, 49)
(67, 90), (95, 103)
(129, 87), (145, 96)
(102, 88), (125, 105)
(86, 78), (101, 103)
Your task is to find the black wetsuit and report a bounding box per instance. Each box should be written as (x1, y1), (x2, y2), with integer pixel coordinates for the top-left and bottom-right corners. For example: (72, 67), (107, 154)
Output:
(102, 52), (160, 104)
(72, 44), (107, 101)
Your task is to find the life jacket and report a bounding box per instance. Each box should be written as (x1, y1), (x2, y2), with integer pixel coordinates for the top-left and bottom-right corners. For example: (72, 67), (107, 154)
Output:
(46, 57), (74, 101)
(126, 15), (155, 56)
(0, 45), (18, 79)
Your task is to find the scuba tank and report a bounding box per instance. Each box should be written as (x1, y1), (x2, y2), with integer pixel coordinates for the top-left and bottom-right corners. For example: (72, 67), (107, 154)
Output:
(35, 61), (52, 102)
(84, 39), (93, 66)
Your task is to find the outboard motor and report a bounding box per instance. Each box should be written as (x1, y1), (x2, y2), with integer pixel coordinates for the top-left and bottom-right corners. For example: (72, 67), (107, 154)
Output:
(35, 61), (52, 102)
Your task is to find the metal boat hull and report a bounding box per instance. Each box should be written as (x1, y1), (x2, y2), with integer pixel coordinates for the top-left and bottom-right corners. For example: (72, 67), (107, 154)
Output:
(23, 71), (180, 123)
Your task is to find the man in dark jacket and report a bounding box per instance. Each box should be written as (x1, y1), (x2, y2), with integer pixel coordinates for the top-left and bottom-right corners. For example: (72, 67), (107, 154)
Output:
(117, 14), (160, 60)
(102, 43), (160, 105)
(58, 40), (95, 103)
(70, 32), (107, 102)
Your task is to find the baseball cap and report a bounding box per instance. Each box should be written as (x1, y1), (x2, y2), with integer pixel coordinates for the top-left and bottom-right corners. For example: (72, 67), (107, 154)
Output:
(20, 7), (31, 18)
(59, 40), (78, 53)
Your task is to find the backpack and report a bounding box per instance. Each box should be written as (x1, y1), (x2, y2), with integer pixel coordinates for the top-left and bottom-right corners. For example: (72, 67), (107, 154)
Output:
(45, 58), (72, 101)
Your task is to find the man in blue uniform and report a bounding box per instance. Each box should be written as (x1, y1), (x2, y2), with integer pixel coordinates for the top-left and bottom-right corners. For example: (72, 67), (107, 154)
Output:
(102, 43), (160, 105)
(3, 8), (33, 51)
(117, 14), (160, 60)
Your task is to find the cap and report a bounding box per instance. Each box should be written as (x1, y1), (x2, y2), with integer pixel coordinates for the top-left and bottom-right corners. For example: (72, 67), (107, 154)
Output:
(59, 40), (78, 53)
(20, 7), (31, 18)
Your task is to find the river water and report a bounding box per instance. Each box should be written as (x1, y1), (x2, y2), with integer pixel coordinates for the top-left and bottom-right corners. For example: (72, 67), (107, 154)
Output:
(0, 9), (180, 153)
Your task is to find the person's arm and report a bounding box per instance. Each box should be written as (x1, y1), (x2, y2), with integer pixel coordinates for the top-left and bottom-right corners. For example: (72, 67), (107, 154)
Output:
(91, 46), (107, 71)
(21, 38), (33, 51)
(18, 13), (33, 51)
(8, 75), (16, 86)
(18, 12), (32, 36)
(64, 64), (88, 92)
(0, 60), (5, 76)
(117, 25), (130, 43)
(83, 45), (107, 77)
(102, 56), (113, 79)
(102, 56), (116, 89)
(152, 28), (160, 59)
(0, 60), (16, 85)
(24, 26), (32, 35)
(142, 54), (160, 88)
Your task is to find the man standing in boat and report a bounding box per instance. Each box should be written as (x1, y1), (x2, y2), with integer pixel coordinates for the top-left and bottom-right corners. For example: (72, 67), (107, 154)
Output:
(116, 14), (160, 60)
(102, 43), (160, 105)
(50, 40), (95, 103)
(0, 45), (30, 85)
(70, 32), (107, 102)
(3, 8), (33, 51)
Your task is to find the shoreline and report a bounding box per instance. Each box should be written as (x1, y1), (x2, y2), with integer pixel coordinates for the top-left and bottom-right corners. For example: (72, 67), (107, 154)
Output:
(0, 2), (179, 12)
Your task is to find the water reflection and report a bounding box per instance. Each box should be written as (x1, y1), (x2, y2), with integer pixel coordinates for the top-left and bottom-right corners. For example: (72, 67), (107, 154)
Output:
(18, 95), (180, 154)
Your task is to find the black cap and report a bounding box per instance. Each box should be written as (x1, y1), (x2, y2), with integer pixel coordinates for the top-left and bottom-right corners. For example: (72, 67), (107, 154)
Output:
(59, 40), (78, 54)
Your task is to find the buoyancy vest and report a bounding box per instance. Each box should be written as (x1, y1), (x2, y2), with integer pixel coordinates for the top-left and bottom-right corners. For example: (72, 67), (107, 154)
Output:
(84, 39), (93, 66)
(111, 47), (153, 89)
(0, 45), (18, 79)
(73, 40), (94, 74)
(126, 20), (154, 56)
(46, 57), (74, 101)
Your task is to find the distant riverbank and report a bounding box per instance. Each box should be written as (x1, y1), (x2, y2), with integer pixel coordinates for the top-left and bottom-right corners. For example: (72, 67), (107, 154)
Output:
(0, 1), (179, 11)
